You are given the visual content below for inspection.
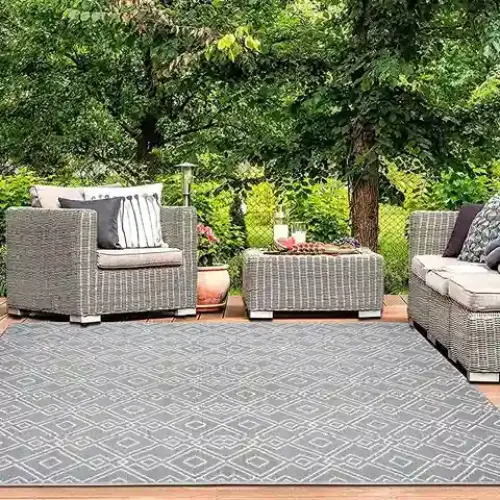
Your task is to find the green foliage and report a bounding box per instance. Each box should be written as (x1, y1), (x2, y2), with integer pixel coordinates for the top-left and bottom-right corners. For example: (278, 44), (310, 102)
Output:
(246, 182), (276, 248)
(0, 169), (44, 245)
(228, 254), (243, 293)
(383, 158), (428, 211)
(0, 245), (6, 296)
(191, 181), (245, 264)
(385, 158), (500, 212)
(197, 224), (219, 267)
(2, 0), (500, 291)
(305, 180), (350, 243)
(282, 178), (350, 243)
(379, 205), (409, 295)
(427, 166), (493, 210)
(156, 174), (183, 206)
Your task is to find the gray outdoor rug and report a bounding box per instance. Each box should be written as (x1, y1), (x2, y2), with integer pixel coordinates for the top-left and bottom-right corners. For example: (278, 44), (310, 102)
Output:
(1, 322), (500, 485)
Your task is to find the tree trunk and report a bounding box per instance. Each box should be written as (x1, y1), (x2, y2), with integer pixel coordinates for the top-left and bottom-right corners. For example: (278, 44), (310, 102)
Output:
(349, 123), (379, 251)
(136, 113), (163, 164)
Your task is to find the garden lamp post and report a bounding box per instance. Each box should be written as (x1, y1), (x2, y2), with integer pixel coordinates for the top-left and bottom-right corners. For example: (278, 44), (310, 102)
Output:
(176, 162), (196, 206)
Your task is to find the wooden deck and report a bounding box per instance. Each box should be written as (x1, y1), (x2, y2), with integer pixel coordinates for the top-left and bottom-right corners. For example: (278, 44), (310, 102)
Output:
(0, 295), (409, 333)
(2, 294), (500, 499)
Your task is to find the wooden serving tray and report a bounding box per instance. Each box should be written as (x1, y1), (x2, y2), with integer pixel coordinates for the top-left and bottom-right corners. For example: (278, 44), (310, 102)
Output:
(263, 248), (361, 256)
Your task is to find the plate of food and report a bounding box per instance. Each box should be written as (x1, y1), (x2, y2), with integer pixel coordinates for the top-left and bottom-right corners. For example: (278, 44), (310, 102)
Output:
(273, 237), (360, 255)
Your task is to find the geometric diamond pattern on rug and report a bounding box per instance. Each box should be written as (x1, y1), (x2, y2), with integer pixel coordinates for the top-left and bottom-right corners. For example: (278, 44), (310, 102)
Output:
(1, 321), (500, 484)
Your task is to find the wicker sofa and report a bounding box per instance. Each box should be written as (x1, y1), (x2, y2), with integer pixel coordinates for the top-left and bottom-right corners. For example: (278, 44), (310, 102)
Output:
(409, 211), (500, 382)
(6, 206), (197, 324)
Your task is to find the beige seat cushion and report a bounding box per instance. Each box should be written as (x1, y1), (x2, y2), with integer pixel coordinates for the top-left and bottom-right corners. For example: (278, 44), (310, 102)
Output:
(411, 255), (478, 280)
(98, 246), (183, 270)
(30, 183), (122, 209)
(448, 274), (500, 312)
(425, 266), (491, 295)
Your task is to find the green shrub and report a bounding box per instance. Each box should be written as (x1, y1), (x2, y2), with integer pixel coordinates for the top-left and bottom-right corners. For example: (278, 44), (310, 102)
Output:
(280, 178), (350, 243)
(305, 179), (350, 242)
(156, 174), (183, 206)
(0, 246), (6, 296)
(379, 204), (409, 294)
(0, 168), (45, 245)
(246, 182), (276, 248)
(228, 254), (243, 293)
(383, 157), (428, 211)
(191, 181), (246, 264)
(247, 225), (273, 248)
(427, 166), (492, 210)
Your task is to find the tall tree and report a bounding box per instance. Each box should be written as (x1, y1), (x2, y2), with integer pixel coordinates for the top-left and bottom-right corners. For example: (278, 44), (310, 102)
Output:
(2, 0), (500, 252)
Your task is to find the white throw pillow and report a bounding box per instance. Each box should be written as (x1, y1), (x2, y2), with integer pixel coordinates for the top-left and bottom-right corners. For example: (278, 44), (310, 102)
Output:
(82, 184), (163, 249)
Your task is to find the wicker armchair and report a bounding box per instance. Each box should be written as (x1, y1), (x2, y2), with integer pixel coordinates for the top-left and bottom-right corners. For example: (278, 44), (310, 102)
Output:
(6, 206), (197, 324)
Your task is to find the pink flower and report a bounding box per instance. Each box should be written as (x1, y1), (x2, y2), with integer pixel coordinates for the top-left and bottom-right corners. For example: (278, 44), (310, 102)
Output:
(197, 224), (218, 243)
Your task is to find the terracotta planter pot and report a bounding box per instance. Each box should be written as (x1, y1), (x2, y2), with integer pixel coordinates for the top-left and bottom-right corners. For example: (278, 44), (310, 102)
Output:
(197, 265), (230, 311)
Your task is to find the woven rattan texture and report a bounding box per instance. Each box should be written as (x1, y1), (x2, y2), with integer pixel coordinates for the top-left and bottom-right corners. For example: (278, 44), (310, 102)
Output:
(242, 249), (384, 313)
(6, 206), (197, 317)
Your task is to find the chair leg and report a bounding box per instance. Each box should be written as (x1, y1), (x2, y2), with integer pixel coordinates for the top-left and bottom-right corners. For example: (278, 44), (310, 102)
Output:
(174, 308), (197, 317)
(358, 310), (382, 319)
(249, 311), (273, 320)
(8, 307), (26, 317)
(70, 315), (101, 325)
(467, 372), (500, 383)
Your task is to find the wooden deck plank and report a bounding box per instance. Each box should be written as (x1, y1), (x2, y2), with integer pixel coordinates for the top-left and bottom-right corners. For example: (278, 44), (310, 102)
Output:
(382, 304), (408, 323)
(0, 296), (409, 324)
(173, 313), (201, 322)
(223, 296), (247, 321)
(0, 297), (6, 320)
(383, 295), (406, 306)
(147, 312), (175, 323)
(1, 484), (500, 500)
(199, 308), (225, 321)
(0, 315), (26, 336)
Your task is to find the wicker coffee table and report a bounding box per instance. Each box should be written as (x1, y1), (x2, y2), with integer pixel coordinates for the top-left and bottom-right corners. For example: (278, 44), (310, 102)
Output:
(242, 248), (384, 320)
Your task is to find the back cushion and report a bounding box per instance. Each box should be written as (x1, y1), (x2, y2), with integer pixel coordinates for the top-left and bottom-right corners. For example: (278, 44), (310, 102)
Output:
(82, 184), (163, 249)
(459, 194), (500, 262)
(30, 185), (83, 208)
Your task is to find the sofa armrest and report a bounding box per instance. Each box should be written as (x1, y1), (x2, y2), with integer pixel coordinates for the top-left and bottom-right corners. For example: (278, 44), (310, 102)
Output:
(6, 207), (98, 316)
(161, 206), (197, 267)
(408, 210), (458, 262)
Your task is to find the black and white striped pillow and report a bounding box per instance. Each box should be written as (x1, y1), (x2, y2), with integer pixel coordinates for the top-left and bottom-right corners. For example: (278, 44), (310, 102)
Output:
(82, 184), (164, 249)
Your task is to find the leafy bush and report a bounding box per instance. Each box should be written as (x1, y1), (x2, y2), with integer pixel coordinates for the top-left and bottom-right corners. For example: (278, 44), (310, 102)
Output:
(191, 181), (245, 264)
(228, 254), (243, 293)
(0, 169), (44, 245)
(156, 174), (183, 206)
(379, 204), (409, 294)
(0, 246), (6, 296)
(305, 180), (350, 242)
(427, 166), (493, 210)
(383, 157), (428, 211)
(281, 178), (350, 243)
(246, 182), (275, 248)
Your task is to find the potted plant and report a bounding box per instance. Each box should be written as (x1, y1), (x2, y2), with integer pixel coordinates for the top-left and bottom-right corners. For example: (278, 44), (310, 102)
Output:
(197, 224), (230, 311)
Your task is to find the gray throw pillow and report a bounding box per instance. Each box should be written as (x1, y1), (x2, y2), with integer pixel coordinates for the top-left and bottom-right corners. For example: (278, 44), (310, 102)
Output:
(58, 197), (124, 250)
(486, 247), (500, 270)
(485, 236), (500, 256)
(459, 194), (500, 262)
